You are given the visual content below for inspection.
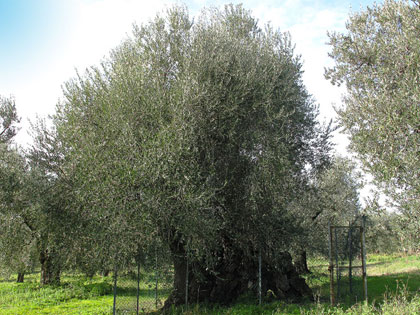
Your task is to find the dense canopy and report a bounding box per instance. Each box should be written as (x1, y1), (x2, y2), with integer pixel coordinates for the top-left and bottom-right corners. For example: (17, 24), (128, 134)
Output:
(44, 5), (330, 304)
(326, 0), (420, 249)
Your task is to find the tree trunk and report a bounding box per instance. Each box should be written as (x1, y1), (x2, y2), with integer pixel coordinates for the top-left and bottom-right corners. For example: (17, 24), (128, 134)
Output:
(17, 272), (25, 283)
(293, 250), (311, 275)
(163, 239), (190, 306)
(164, 239), (312, 309)
(39, 249), (61, 285)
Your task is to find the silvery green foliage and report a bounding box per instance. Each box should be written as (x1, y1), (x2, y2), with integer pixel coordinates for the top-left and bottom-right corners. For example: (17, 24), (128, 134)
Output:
(289, 156), (364, 258)
(0, 96), (20, 144)
(0, 210), (38, 278)
(362, 195), (404, 254)
(28, 118), (98, 275)
(0, 145), (30, 276)
(51, 4), (329, 270)
(0, 100), (38, 277)
(326, 0), (420, 243)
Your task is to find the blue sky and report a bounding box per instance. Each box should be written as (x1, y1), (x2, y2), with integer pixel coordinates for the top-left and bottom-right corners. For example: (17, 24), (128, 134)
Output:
(0, 1), (70, 86)
(0, 0), (382, 148)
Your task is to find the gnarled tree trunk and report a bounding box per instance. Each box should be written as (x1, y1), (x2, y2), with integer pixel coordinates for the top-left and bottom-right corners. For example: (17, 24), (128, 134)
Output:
(293, 249), (311, 275)
(164, 238), (312, 309)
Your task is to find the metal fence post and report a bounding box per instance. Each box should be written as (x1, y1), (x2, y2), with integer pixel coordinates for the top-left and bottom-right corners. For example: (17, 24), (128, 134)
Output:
(258, 249), (262, 305)
(334, 227), (340, 299)
(113, 266), (118, 315)
(136, 260), (140, 315)
(185, 255), (189, 310)
(361, 216), (368, 302)
(348, 223), (353, 294)
(328, 220), (335, 306)
(155, 248), (158, 309)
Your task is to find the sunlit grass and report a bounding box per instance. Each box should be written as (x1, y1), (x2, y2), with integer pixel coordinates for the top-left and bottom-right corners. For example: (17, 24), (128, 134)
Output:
(0, 271), (170, 314)
(0, 273), (114, 314)
(173, 254), (420, 314)
(367, 253), (420, 276)
(0, 254), (419, 314)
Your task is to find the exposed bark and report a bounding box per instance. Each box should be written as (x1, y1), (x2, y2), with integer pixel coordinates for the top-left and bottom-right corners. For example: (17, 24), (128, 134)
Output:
(17, 272), (25, 283)
(293, 250), (311, 275)
(164, 239), (312, 309)
(163, 237), (190, 307)
(39, 249), (61, 285)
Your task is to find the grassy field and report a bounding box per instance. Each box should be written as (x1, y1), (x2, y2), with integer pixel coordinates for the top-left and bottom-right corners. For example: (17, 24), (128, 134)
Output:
(0, 273), (114, 314)
(0, 253), (419, 314)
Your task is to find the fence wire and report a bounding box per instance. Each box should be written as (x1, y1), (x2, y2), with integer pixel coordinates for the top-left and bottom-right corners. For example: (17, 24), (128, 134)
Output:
(112, 249), (174, 314)
(328, 217), (367, 305)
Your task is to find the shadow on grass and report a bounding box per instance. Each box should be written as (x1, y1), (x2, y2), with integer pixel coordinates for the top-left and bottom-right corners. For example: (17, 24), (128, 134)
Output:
(305, 263), (420, 308)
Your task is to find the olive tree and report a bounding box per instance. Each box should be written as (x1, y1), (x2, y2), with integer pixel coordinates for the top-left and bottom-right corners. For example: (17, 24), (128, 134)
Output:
(289, 156), (363, 273)
(0, 144), (37, 282)
(0, 95), (37, 282)
(0, 96), (20, 144)
(50, 4), (332, 305)
(25, 119), (95, 284)
(326, 0), (420, 249)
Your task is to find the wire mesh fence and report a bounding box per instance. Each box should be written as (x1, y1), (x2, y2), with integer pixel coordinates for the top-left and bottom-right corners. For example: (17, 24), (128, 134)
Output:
(328, 217), (367, 305)
(112, 249), (174, 314)
(0, 220), (371, 313)
(305, 256), (330, 301)
(109, 221), (367, 313)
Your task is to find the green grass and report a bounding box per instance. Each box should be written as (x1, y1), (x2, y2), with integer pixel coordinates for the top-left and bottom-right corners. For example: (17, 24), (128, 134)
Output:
(0, 254), (419, 314)
(0, 273), (114, 314)
(170, 254), (420, 314)
(365, 253), (420, 307)
(368, 253), (420, 276)
(0, 270), (172, 314)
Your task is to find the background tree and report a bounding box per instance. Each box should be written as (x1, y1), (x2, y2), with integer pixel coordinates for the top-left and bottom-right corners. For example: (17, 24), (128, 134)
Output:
(326, 0), (420, 250)
(0, 95), (37, 282)
(290, 156), (363, 273)
(0, 96), (20, 144)
(0, 144), (38, 282)
(362, 194), (402, 254)
(0, 112), (72, 285)
(26, 119), (89, 285)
